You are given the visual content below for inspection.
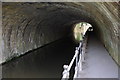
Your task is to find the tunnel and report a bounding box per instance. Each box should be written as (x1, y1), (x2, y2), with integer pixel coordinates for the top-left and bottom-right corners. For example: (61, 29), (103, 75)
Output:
(1, 2), (119, 79)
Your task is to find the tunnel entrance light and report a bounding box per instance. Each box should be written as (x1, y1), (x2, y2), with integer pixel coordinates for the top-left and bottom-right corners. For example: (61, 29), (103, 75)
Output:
(73, 22), (93, 42)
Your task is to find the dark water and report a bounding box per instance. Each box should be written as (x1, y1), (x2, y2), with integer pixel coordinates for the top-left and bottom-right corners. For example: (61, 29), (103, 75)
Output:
(2, 36), (77, 78)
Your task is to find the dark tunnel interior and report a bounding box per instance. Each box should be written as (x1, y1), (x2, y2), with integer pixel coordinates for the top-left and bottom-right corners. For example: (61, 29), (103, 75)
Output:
(1, 2), (119, 78)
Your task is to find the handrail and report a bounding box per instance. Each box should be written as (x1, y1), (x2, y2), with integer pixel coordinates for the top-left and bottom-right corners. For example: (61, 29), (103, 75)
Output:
(61, 41), (83, 80)
(61, 35), (88, 80)
(67, 42), (82, 72)
(61, 26), (92, 79)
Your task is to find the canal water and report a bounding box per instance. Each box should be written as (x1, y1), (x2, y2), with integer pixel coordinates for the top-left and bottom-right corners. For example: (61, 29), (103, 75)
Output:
(2, 36), (77, 78)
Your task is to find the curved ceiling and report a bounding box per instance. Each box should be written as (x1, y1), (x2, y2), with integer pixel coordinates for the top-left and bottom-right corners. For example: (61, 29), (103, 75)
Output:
(1, 2), (119, 65)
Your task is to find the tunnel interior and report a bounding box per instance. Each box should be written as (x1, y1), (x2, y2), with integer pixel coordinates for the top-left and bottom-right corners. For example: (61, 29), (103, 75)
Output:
(1, 2), (119, 67)
(1, 2), (119, 78)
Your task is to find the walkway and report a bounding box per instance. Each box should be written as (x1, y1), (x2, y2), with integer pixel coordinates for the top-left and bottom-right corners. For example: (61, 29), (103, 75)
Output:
(78, 34), (118, 78)
(2, 33), (118, 79)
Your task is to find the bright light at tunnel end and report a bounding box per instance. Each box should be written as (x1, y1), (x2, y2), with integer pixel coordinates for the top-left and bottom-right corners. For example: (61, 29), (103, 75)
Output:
(73, 22), (93, 43)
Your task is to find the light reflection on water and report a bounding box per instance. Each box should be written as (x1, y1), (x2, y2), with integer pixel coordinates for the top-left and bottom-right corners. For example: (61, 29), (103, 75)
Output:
(2, 36), (76, 78)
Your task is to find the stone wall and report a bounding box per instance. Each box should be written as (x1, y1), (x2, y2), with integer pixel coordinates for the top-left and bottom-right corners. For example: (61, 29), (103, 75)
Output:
(1, 2), (119, 65)
(2, 3), (72, 63)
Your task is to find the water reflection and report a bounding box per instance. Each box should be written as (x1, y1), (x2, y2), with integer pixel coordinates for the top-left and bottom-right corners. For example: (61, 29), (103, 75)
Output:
(2, 36), (76, 78)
